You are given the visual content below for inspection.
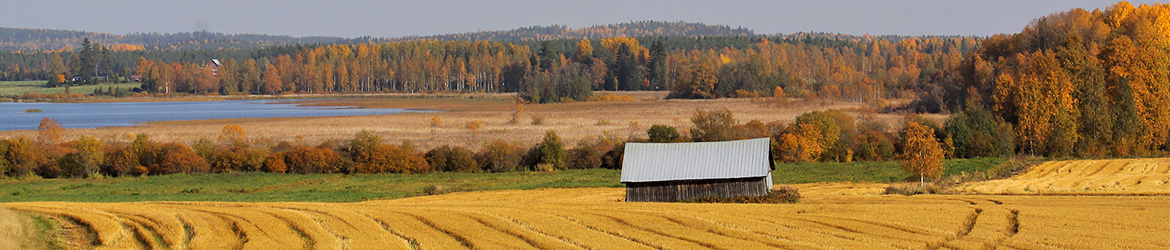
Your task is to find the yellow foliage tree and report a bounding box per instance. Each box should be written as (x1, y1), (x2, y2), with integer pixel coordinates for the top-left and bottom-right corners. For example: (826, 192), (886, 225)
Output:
(776, 123), (824, 162)
(37, 117), (63, 145)
(74, 135), (104, 176)
(900, 122), (945, 187)
(219, 124), (246, 147)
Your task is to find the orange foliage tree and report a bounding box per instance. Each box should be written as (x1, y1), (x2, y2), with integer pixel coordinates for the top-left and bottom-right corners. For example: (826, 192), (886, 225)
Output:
(37, 118), (63, 145)
(900, 122), (945, 187)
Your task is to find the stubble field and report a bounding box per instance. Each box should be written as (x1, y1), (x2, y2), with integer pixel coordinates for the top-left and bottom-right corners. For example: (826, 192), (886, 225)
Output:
(959, 158), (1170, 195)
(2, 158), (1168, 249)
(2, 182), (1166, 250)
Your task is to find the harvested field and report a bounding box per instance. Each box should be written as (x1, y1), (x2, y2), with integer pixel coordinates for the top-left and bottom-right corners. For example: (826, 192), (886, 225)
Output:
(958, 158), (1170, 195)
(3, 184), (1166, 250)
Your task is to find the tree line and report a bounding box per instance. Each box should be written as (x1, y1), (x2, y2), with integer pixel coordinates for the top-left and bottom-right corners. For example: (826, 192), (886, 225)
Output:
(109, 34), (978, 104)
(930, 2), (1170, 157)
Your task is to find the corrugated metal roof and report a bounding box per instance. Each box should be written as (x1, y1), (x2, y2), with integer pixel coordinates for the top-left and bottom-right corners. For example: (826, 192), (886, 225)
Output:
(620, 138), (772, 183)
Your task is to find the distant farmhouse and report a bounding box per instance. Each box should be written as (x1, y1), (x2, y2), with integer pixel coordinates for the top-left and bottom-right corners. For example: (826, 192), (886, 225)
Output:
(205, 59), (222, 75)
(620, 138), (774, 202)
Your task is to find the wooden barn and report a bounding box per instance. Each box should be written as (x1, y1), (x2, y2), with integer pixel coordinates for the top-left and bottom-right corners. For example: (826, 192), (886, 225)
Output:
(620, 138), (774, 202)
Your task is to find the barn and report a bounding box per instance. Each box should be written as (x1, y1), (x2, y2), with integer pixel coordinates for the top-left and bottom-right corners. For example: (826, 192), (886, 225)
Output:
(620, 138), (774, 202)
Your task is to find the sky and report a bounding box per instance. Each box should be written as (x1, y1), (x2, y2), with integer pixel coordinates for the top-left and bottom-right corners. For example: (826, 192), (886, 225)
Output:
(1, 0), (1158, 38)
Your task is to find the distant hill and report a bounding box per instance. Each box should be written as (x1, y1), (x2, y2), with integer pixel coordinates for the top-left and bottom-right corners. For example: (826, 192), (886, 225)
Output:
(0, 21), (754, 52)
(380, 21), (755, 42)
(0, 27), (345, 52)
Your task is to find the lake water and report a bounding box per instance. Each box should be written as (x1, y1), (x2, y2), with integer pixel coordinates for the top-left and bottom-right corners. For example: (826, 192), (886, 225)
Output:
(0, 100), (426, 131)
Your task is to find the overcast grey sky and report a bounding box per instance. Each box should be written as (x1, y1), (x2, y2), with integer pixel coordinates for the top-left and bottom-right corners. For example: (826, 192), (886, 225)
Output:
(1, 0), (1156, 38)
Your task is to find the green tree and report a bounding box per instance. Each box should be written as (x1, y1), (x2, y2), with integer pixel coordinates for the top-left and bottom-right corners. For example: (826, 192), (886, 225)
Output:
(78, 38), (98, 84)
(945, 105), (1016, 158)
(647, 40), (668, 90)
(537, 130), (566, 170)
(425, 145), (479, 173)
(46, 53), (66, 87)
(613, 44), (645, 91)
(647, 124), (681, 143)
(349, 130), (382, 164)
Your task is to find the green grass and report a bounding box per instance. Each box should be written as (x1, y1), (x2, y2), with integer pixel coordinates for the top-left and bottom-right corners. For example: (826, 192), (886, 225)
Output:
(772, 158), (1005, 184)
(25, 213), (64, 249)
(0, 158), (1006, 203)
(0, 80), (140, 96)
(0, 169), (622, 203)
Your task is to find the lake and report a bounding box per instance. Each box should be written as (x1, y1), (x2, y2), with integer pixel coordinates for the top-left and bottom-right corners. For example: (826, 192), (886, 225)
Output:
(0, 100), (427, 131)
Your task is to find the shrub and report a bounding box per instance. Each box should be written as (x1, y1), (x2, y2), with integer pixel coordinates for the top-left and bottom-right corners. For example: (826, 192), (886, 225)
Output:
(131, 134), (160, 168)
(283, 146), (342, 174)
(262, 154), (288, 173)
(587, 93), (635, 102)
(476, 140), (524, 172)
(852, 130), (895, 161)
(220, 146), (269, 172)
(102, 146), (141, 177)
(356, 145), (430, 174)
(884, 183), (941, 196)
(57, 153), (86, 178)
(425, 145), (479, 173)
(536, 130), (565, 170)
(690, 108), (737, 142)
(647, 124), (680, 143)
(531, 115), (545, 125)
(735, 119), (770, 139)
(349, 130), (382, 162)
(70, 135), (104, 177)
(152, 143), (210, 174)
(0, 140), (10, 176)
(733, 89), (759, 98)
(601, 141), (626, 169)
(679, 186), (800, 203)
(5, 137), (44, 177)
(465, 120), (484, 131)
(566, 138), (617, 169)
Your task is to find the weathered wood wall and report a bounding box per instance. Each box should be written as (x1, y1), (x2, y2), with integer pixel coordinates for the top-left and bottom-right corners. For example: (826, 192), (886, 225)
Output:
(624, 177), (769, 202)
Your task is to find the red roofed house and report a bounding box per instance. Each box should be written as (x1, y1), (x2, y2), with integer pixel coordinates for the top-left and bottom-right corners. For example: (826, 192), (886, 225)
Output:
(205, 59), (222, 76)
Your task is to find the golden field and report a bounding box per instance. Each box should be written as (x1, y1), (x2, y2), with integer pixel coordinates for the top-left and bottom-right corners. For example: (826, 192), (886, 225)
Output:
(3, 178), (1167, 249)
(959, 158), (1170, 195)
(0, 92), (928, 150)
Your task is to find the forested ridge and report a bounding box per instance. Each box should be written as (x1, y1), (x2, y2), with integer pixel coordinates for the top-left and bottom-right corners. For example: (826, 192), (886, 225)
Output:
(2, 33), (980, 105)
(0, 21), (751, 53)
(386, 21), (754, 41)
(0, 27), (344, 52)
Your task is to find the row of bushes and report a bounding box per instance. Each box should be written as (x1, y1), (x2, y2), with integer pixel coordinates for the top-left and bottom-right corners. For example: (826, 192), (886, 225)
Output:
(2, 107), (1002, 180)
(0, 122), (626, 178)
(678, 186), (801, 203)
